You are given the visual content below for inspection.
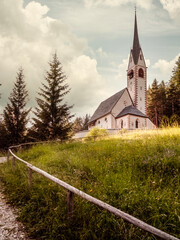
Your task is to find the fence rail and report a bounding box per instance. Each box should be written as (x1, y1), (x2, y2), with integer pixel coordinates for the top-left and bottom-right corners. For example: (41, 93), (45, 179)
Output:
(7, 143), (179, 240)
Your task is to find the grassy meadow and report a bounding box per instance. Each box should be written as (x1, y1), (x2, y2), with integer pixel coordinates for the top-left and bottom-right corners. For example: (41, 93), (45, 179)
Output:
(0, 128), (179, 239)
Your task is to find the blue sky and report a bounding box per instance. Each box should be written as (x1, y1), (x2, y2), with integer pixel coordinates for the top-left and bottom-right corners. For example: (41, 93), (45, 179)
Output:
(0, 0), (180, 118)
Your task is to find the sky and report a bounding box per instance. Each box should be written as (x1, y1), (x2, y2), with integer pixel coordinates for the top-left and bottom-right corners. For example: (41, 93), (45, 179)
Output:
(0, 0), (180, 119)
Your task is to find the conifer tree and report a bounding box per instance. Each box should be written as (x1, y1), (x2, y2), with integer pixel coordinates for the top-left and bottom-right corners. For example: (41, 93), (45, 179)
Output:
(158, 81), (167, 117)
(147, 79), (160, 127)
(33, 53), (73, 140)
(166, 56), (180, 116)
(82, 114), (91, 130)
(73, 117), (83, 133)
(4, 68), (30, 144)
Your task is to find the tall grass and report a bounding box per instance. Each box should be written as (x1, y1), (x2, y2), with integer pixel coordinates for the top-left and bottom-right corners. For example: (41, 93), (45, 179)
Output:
(0, 128), (179, 239)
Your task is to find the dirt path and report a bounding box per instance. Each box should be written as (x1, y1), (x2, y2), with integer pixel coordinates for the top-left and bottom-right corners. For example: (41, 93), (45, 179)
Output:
(0, 159), (31, 240)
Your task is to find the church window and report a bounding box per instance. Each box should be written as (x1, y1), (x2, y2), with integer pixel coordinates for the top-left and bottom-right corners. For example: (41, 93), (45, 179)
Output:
(136, 119), (139, 128)
(140, 86), (142, 90)
(105, 117), (107, 122)
(140, 54), (142, 60)
(138, 68), (144, 78)
(121, 120), (123, 128)
(98, 120), (100, 124)
(128, 70), (134, 79)
(140, 97), (142, 101)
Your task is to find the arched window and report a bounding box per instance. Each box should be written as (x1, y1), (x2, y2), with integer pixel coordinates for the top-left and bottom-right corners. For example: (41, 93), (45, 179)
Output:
(135, 119), (139, 128)
(121, 120), (123, 128)
(128, 70), (134, 79)
(138, 68), (144, 78)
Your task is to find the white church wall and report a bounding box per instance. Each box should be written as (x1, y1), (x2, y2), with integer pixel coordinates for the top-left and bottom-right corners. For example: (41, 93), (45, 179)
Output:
(129, 115), (146, 129)
(116, 115), (129, 129)
(127, 77), (135, 104)
(93, 114), (113, 129)
(146, 118), (156, 129)
(111, 89), (132, 117)
(136, 76), (146, 114)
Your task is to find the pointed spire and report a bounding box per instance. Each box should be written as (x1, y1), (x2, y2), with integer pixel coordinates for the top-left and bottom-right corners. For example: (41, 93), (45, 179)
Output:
(132, 10), (141, 64)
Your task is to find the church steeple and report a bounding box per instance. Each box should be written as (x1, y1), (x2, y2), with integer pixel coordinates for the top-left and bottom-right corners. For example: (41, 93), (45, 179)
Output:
(127, 10), (147, 115)
(132, 11), (141, 65)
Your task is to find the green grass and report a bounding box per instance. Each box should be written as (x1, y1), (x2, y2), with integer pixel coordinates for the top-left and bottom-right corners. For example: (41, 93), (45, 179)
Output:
(0, 128), (180, 239)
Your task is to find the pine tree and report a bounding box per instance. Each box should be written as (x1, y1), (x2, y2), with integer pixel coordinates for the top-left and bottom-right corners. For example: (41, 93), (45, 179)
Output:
(4, 68), (30, 144)
(33, 53), (73, 140)
(147, 79), (159, 127)
(0, 122), (9, 149)
(158, 81), (167, 119)
(166, 56), (180, 116)
(82, 114), (91, 130)
(73, 117), (83, 133)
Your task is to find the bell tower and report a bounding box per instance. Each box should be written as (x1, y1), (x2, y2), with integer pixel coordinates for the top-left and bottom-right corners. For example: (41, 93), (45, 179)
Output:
(127, 11), (147, 115)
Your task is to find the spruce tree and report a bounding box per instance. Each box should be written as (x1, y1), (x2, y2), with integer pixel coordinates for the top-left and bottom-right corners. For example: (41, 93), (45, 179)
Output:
(4, 68), (30, 144)
(82, 114), (91, 130)
(33, 53), (73, 140)
(73, 117), (83, 133)
(158, 81), (167, 118)
(166, 56), (180, 116)
(147, 79), (160, 127)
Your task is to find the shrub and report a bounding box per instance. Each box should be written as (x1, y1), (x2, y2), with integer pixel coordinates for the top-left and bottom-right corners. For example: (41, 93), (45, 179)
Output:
(160, 115), (170, 128)
(170, 114), (180, 127)
(85, 127), (109, 140)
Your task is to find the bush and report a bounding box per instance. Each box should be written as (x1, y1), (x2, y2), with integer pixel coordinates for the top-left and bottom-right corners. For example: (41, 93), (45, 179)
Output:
(85, 127), (109, 140)
(170, 114), (180, 127)
(160, 116), (170, 128)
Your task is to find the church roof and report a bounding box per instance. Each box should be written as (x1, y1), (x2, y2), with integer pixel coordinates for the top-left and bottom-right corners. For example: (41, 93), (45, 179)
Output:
(116, 105), (147, 118)
(89, 88), (126, 123)
(132, 11), (141, 65)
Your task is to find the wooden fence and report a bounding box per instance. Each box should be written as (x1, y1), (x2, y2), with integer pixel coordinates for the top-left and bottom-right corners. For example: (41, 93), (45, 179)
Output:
(7, 143), (179, 240)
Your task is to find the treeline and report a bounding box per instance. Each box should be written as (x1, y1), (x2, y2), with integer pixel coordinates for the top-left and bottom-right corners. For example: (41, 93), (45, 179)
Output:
(73, 114), (91, 133)
(0, 54), (79, 149)
(147, 56), (180, 127)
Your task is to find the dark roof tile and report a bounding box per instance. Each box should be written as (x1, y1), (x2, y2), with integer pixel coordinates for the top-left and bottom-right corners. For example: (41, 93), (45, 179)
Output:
(116, 105), (147, 118)
(132, 12), (141, 65)
(89, 88), (126, 123)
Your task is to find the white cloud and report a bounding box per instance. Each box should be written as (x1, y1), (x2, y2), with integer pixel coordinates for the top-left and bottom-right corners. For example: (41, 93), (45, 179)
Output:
(160, 0), (180, 21)
(65, 55), (107, 116)
(96, 48), (108, 58)
(0, 0), (106, 118)
(152, 54), (180, 80)
(84, 0), (153, 9)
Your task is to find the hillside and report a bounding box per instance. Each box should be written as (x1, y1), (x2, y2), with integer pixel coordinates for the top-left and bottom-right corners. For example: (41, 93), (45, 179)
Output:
(0, 128), (180, 240)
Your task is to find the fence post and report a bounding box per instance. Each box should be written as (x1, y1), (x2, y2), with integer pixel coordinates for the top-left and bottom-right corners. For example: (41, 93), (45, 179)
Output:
(67, 190), (74, 220)
(7, 150), (9, 162)
(19, 145), (22, 153)
(12, 156), (16, 170)
(28, 168), (33, 189)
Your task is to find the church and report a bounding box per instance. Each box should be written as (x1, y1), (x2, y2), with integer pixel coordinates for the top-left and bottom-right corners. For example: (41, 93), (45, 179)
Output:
(88, 12), (155, 130)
